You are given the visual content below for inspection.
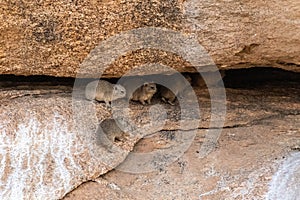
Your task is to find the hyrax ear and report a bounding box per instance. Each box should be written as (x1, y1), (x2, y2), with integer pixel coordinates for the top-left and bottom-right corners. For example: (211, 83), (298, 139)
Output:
(143, 82), (149, 87)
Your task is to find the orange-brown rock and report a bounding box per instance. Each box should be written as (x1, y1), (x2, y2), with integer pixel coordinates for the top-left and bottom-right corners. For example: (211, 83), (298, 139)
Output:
(0, 0), (299, 78)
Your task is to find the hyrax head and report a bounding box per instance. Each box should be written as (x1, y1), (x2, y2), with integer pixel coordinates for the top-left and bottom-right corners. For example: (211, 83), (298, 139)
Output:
(143, 82), (157, 95)
(112, 84), (126, 100)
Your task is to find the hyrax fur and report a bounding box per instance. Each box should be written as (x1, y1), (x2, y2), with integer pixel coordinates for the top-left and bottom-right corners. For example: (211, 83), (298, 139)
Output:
(85, 80), (126, 107)
(97, 119), (130, 151)
(160, 74), (192, 105)
(132, 82), (157, 105)
(122, 77), (157, 105)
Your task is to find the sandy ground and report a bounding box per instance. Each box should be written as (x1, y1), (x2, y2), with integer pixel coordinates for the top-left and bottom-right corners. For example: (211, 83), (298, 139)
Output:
(63, 80), (300, 200)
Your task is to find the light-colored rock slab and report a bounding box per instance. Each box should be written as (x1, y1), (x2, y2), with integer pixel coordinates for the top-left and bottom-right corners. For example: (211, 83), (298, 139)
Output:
(0, 94), (133, 199)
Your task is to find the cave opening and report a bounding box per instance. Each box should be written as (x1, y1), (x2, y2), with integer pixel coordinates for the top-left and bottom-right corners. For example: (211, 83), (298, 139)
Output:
(0, 67), (298, 90)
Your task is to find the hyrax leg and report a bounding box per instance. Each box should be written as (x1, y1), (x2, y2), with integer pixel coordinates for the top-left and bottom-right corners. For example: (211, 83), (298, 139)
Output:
(147, 99), (151, 104)
(140, 99), (146, 105)
(167, 100), (175, 106)
(104, 100), (111, 108)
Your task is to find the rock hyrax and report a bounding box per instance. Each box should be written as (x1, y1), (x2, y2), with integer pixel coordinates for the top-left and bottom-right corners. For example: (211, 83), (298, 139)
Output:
(132, 82), (157, 105)
(160, 74), (192, 105)
(97, 118), (130, 151)
(85, 80), (126, 107)
(122, 77), (157, 105)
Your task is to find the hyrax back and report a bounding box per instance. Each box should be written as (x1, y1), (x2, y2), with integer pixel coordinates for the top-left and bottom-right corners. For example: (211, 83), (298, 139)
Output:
(122, 77), (157, 105)
(100, 119), (129, 142)
(85, 80), (126, 106)
(160, 86), (176, 105)
(97, 119), (130, 151)
(160, 74), (192, 105)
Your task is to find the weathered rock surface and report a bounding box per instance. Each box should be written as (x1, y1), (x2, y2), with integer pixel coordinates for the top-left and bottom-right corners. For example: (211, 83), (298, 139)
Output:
(66, 115), (300, 200)
(266, 152), (300, 200)
(64, 81), (300, 200)
(1, 0), (299, 78)
(0, 89), (136, 199)
(0, 78), (299, 199)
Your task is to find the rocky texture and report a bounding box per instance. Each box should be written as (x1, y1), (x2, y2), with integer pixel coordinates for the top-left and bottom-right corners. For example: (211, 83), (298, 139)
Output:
(1, 0), (299, 78)
(0, 76), (299, 199)
(64, 81), (300, 200)
(266, 152), (300, 199)
(65, 116), (300, 200)
(0, 88), (137, 199)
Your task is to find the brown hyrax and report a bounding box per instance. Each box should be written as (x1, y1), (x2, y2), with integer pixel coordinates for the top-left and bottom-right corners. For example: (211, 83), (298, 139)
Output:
(160, 74), (192, 105)
(122, 78), (157, 105)
(132, 82), (157, 105)
(85, 80), (126, 107)
(97, 118), (130, 151)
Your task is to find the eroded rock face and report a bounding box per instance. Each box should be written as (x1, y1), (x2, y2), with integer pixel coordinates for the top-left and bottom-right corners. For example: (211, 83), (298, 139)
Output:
(0, 77), (299, 199)
(0, 85), (204, 198)
(63, 82), (300, 200)
(0, 92), (135, 199)
(0, 0), (299, 78)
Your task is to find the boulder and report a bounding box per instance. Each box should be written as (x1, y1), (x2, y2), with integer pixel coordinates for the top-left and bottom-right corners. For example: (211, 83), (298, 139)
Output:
(0, 0), (299, 78)
(0, 91), (135, 199)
